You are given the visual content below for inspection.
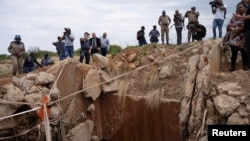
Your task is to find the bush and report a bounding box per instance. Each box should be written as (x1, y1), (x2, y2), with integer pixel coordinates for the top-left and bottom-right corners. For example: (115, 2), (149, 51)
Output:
(109, 45), (122, 55)
(0, 54), (10, 62)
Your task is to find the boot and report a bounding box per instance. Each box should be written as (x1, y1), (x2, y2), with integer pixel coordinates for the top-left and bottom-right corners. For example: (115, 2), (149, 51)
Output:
(228, 64), (235, 72)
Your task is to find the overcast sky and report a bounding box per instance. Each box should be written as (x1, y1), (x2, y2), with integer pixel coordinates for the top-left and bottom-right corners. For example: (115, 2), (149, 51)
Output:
(0, 0), (239, 55)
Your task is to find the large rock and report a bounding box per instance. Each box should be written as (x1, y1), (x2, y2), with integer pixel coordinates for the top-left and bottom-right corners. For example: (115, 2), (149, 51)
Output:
(67, 120), (94, 141)
(213, 94), (240, 117)
(99, 70), (118, 94)
(34, 72), (55, 85)
(92, 54), (109, 69)
(83, 69), (102, 101)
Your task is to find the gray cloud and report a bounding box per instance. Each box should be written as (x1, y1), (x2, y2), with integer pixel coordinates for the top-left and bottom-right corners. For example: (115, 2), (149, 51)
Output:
(0, 0), (240, 54)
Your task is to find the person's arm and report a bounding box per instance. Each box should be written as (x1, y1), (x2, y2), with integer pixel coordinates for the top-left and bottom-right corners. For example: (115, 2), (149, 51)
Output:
(34, 58), (43, 68)
(196, 12), (200, 18)
(158, 17), (161, 26)
(107, 39), (110, 50)
(168, 16), (171, 24)
(184, 11), (189, 18)
(69, 34), (74, 42)
(234, 14), (250, 20)
(18, 43), (25, 57)
(7, 42), (12, 53)
(212, 7), (216, 14)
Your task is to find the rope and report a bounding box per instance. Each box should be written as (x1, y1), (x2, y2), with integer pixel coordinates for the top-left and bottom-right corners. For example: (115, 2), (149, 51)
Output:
(0, 107), (40, 121)
(0, 100), (34, 106)
(0, 124), (39, 140)
(44, 103), (52, 141)
(48, 59), (69, 97)
(50, 44), (198, 105)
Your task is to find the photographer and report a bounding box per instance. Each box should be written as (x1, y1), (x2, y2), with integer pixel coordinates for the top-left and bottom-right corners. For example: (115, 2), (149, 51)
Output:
(174, 10), (184, 45)
(61, 27), (75, 58)
(184, 6), (200, 42)
(211, 0), (227, 39)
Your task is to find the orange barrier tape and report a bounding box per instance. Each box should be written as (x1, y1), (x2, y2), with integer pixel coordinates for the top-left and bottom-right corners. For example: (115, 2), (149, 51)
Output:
(38, 96), (50, 120)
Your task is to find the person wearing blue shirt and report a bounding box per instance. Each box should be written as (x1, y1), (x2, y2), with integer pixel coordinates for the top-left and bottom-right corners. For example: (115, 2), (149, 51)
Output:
(149, 25), (160, 43)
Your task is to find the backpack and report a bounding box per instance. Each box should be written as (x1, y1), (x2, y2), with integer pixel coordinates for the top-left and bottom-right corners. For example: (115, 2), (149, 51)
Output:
(198, 24), (206, 38)
(193, 24), (206, 40)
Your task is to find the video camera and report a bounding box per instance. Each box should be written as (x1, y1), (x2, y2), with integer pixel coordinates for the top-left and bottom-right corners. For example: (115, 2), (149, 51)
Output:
(63, 28), (70, 35)
(209, 0), (219, 7)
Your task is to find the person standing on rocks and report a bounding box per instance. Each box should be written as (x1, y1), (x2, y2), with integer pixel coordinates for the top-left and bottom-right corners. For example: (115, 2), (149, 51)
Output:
(158, 10), (171, 45)
(225, 2), (247, 71)
(173, 10), (184, 45)
(211, 0), (227, 39)
(234, 0), (250, 70)
(62, 27), (75, 58)
(89, 32), (101, 54)
(53, 36), (65, 60)
(79, 32), (91, 64)
(184, 6), (200, 42)
(137, 26), (147, 46)
(100, 32), (110, 57)
(149, 25), (160, 43)
(8, 34), (26, 76)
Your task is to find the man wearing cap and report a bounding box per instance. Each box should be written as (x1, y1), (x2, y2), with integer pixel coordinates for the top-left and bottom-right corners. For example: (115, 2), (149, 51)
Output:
(158, 10), (171, 45)
(8, 35), (26, 76)
(79, 32), (91, 64)
(100, 32), (110, 56)
(185, 6), (200, 42)
(137, 26), (147, 46)
(62, 27), (75, 58)
(149, 25), (160, 43)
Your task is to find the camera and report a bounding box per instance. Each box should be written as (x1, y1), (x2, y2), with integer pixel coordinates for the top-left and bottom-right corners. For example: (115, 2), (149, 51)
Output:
(63, 28), (70, 35)
(209, 0), (219, 7)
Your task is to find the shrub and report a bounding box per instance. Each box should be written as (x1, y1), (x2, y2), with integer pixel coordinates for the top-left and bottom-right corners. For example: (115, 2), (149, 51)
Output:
(109, 45), (122, 55)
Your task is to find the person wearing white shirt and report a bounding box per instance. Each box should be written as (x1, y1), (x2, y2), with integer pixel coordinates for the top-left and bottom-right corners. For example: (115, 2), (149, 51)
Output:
(100, 32), (110, 57)
(211, 0), (227, 39)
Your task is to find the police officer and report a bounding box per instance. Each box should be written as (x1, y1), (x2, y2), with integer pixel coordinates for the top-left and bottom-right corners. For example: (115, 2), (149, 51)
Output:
(8, 35), (26, 76)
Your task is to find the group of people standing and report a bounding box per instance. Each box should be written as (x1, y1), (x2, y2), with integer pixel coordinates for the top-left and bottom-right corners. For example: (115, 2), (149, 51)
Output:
(136, 0), (228, 46)
(52, 29), (110, 64)
(223, 0), (250, 71)
(8, 35), (54, 76)
(7, 28), (110, 76)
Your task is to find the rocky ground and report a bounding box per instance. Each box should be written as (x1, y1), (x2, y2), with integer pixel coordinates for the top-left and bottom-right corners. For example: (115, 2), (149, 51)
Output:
(0, 39), (250, 141)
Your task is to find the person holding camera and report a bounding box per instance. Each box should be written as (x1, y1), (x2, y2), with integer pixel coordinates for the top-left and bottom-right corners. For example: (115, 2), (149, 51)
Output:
(79, 32), (91, 64)
(174, 10), (184, 45)
(158, 10), (171, 45)
(184, 6), (200, 42)
(211, 0), (227, 39)
(62, 27), (75, 58)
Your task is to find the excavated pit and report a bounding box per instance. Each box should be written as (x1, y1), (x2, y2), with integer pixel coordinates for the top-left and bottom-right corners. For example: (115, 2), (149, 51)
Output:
(54, 60), (182, 141)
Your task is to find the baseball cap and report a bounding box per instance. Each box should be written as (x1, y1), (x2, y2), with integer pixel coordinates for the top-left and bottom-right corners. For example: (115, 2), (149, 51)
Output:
(191, 6), (196, 10)
(14, 34), (21, 40)
(162, 10), (166, 13)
